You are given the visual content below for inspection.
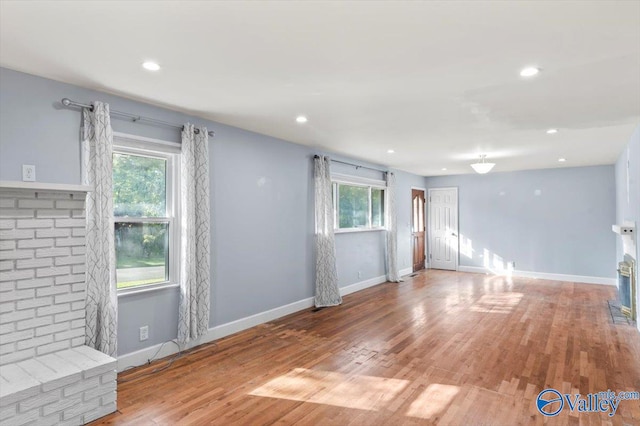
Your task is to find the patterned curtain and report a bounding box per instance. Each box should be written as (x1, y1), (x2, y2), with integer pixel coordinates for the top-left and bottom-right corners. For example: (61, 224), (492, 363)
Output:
(83, 102), (118, 357)
(178, 124), (211, 344)
(314, 155), (342, 307)
(385, 172), (401, 282)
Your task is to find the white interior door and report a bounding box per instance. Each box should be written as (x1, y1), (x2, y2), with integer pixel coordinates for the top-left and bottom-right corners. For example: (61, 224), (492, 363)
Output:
(429, 188), (458, 271)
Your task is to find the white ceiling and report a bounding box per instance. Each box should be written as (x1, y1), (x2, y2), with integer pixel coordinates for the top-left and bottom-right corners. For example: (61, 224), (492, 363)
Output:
(1, 1), (639, 176)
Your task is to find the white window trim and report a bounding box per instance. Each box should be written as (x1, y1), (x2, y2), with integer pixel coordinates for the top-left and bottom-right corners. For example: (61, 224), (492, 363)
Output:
(113, 133), (181, 296)
(116, 282), (180, 298)
(334, 227), (386, 234)
(113, 131), (181, 153)
(331, 172), (386, 188)
(332, 173), (387, 233)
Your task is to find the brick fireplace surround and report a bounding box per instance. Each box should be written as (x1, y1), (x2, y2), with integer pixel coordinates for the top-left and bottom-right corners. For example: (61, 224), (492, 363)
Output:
(0, 182), (117, 425)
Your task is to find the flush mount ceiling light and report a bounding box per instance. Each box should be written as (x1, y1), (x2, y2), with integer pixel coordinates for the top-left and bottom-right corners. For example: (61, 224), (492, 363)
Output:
(520, 67), (540, 77)
(387, 149), (395, 154)
(442, 168), (447, 171)
(142, 61), (161, 71)
(558, 157), (567, 162)
(296, 115), (308, 123)
(546, 128), (558, 134)
(470, 155), (495, 174)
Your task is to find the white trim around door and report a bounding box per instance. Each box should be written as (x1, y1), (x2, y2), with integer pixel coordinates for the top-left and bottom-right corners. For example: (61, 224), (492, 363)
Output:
(428, 187), (459, 271)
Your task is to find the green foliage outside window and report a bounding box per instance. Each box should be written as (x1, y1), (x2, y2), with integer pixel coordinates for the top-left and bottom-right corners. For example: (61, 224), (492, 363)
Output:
(113, 153), (166, 217)
(113, 152), (169, 288)
(339, 185), (369, 228)
(371, 188), (384, 227)
(335, 183), (385, 230)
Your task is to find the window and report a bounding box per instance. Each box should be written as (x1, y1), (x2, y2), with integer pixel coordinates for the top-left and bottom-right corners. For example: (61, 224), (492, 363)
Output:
(112, 135), (180, 291)
(332, 175), (386, 232)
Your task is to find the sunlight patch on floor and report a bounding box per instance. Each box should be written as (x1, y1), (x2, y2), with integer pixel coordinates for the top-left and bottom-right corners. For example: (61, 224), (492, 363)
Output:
(406, 383), (460, 419)
(470, 292), (523, 314)
(249, 368), (408, 411)
(412, 304), (427, 327)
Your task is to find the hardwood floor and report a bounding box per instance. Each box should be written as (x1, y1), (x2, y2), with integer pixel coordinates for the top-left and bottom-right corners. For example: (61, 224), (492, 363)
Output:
(92, 270), (640, 425)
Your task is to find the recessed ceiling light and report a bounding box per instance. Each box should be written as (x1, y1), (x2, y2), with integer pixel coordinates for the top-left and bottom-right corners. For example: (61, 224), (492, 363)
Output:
(520, 67), (540, 77)
(558, 158), (567, 162)
(142, 61), (161, 71)
(387, 149), (395, 154)
(442, 168), (447, 171)
(296, 115), (308, 123)
(546, 128), (558, 134)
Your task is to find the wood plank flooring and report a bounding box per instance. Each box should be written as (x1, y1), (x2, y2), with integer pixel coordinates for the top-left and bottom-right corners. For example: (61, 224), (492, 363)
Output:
(92, 270), (640, 425)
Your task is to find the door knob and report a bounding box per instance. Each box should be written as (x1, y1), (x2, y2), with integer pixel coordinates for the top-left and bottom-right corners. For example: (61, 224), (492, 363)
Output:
(451, 232), (457, 237)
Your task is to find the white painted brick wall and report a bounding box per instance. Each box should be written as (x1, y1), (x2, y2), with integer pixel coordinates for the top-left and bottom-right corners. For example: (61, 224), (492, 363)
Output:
(0, 188), (116, 424)
(0, 346), (117, 425)
(0, 188), (87, 367)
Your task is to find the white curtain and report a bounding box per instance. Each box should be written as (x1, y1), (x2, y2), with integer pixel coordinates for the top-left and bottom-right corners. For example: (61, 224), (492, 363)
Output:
(314, 155), (342, 307)
(386, 172), (401, 282)
(83, 102), (118, 357)
(178, 124), (211, 344)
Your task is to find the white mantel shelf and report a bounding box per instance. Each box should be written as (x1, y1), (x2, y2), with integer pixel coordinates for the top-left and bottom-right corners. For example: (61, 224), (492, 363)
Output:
(0, 180), (93, 193)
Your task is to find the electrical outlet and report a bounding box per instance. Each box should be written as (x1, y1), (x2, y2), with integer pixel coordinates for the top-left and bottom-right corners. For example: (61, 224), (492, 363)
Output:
(22, 165), (36, 182)
(139, 325), (149, 341)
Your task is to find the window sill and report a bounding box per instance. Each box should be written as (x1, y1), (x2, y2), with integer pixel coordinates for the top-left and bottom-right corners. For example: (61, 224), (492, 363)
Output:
(117, 282), (180, 298)
(334, 227), (387, 234)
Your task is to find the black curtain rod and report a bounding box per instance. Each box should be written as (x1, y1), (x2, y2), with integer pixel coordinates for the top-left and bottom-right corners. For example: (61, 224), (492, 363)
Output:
(314, 155), (389, 174)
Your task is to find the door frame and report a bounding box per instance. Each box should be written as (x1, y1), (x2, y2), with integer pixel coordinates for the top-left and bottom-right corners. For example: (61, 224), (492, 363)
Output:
(411, 186), (427, 270)
(427, 187), (459, 272)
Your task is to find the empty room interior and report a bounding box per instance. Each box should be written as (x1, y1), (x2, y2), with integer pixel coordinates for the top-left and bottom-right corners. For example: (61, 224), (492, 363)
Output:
(0, 1), (639, 425)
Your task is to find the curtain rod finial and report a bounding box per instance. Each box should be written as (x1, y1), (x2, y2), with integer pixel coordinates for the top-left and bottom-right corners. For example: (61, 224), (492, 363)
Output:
(61, 98), (71, 107)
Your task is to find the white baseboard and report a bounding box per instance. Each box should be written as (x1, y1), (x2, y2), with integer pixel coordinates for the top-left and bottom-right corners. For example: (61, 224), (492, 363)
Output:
(399, 267), (413, 277)
(339, 274), (387, 296)
(117, 274), (390, 372)
(457, 265), (616, 286)
(117, 295), (315, 371)
(207, 297), (316, 341)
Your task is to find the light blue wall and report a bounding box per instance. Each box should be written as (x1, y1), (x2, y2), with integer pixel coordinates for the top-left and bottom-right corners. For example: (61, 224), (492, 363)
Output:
(0, 68), (423, 356)
(210, 126), (315, 325)
(614, 125), (639, 331)
(329, 160), (388, 286)
(0, 70), (191, 183)
(425, 166), (617, 279)
(330, 163), (425, 283)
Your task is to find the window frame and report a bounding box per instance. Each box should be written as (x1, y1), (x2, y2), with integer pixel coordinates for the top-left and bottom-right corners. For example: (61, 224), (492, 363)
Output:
(331, 173), (387, 233)
(112, 133), (181, 295)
